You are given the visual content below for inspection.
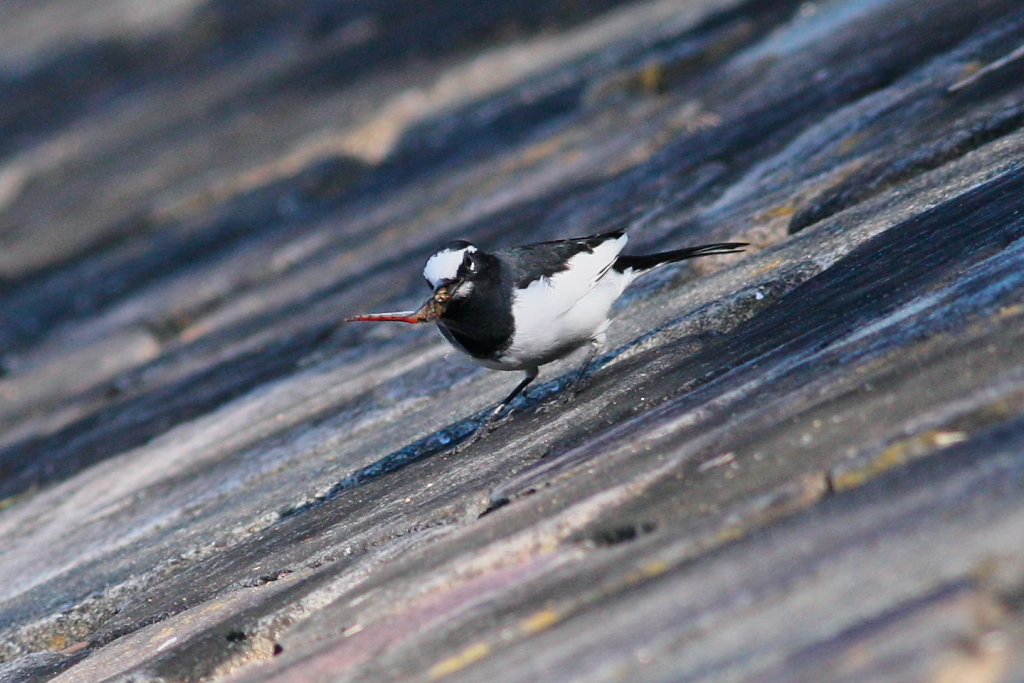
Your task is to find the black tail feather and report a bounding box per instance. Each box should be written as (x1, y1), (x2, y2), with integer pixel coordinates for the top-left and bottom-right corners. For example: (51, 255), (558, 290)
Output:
(614, 242), (748, 273)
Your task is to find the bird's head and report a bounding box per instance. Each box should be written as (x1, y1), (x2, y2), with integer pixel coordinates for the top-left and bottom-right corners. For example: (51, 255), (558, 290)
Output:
(422, 240), (484, 292)
(345, 240), (482, 325)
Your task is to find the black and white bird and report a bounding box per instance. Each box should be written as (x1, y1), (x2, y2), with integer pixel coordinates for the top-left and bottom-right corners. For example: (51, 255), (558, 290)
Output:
(347, 230), (746, 434)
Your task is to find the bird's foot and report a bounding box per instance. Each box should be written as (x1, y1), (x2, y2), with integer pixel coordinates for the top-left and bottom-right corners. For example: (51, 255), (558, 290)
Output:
(537, 392), (573, 413)
(454, 407), (516, 452)
(454, 426), (486, 453)
(543, 373), (590, 410)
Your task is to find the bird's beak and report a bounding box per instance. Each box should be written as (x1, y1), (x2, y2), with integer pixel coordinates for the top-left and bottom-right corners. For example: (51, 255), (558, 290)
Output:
(345, 283), (453, 325)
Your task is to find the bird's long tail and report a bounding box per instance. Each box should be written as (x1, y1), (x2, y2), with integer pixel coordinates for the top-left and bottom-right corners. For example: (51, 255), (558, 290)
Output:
(614, 242), (747, 274)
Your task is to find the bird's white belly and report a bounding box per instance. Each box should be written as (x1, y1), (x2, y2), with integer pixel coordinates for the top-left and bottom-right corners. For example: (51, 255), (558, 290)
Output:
(497, 267), (631, 371)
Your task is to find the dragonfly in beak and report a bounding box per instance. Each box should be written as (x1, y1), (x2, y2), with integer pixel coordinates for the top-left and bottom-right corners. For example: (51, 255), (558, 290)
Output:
(345, 282), (454, 325)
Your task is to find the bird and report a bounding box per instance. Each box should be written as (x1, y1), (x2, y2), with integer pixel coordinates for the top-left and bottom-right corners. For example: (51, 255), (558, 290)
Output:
(347, 230), (746, 439)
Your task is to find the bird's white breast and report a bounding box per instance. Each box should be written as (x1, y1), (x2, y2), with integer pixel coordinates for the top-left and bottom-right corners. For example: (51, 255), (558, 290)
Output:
(502, 234), (633, 369)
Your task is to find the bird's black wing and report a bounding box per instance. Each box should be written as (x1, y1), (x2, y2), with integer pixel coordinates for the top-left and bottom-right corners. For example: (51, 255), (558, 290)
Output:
(503, 231), (625, 288)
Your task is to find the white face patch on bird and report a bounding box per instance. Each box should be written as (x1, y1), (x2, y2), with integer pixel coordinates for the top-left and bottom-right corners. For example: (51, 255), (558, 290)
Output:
(423, 242), (477, 289)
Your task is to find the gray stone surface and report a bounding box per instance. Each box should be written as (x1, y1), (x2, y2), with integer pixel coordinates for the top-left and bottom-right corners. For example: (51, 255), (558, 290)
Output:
(3, 0), (1024, 681)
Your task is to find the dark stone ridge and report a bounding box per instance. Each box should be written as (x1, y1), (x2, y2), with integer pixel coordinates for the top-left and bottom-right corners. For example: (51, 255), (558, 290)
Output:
(3, 0), (1024, 681)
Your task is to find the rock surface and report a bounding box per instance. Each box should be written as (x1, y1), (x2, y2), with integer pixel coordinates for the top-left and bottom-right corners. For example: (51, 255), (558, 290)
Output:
(3, 0), (1024, 681)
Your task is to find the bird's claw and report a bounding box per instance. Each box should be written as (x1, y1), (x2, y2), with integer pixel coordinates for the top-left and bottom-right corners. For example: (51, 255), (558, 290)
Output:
(453, 408), (514, 452)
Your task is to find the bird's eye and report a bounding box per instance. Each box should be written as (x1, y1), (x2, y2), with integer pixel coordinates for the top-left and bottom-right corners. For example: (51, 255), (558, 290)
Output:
(462, 252), (477, 273)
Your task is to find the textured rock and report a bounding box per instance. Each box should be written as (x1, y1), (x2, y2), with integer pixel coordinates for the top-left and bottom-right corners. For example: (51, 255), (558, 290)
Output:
(3, 0), (1024, 681)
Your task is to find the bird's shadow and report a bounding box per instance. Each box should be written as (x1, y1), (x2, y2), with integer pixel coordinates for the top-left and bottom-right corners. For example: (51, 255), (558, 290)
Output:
(275, 364), (592, 519)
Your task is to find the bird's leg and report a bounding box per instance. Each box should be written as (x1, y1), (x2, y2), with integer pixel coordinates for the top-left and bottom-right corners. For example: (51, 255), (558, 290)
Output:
(492, 369), (539, 421)
(456, 369), (538, 451)
(561, 335), (603, 402)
